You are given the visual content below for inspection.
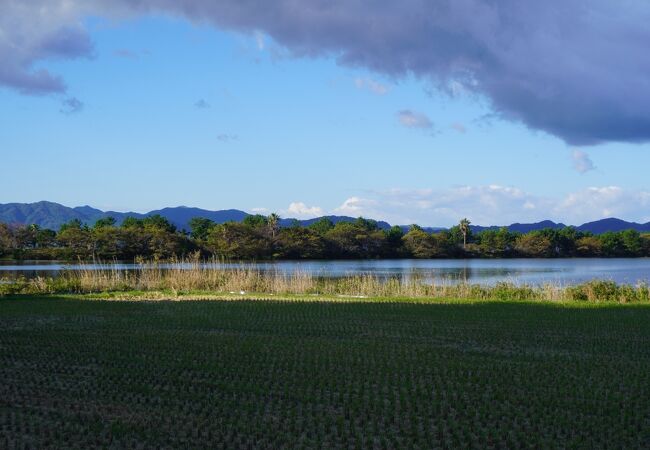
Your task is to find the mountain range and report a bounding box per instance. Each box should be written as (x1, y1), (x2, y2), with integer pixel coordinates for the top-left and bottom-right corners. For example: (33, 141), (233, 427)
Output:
(0, 201), (392, 232)
(1, 201), (649, 235)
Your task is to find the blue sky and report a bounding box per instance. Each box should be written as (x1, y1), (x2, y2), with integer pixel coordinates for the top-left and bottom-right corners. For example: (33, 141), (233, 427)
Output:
(2, 3), (650, 226)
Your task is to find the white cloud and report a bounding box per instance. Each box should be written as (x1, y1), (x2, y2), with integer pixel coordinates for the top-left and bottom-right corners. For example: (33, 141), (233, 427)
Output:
(286, 202), (324, 219)
(397, 110), (433, 129)
(326, 186), (650, 226)
(571, 149), (595, 174)
(334, 197), (380, 216)
(354, 77), (389, 95)
(252, 186), (650, 227)
(553, 186), (650, 223)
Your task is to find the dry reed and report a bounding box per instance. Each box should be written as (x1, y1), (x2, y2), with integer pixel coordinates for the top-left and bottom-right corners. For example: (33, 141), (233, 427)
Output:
(1, 255), (649, 303)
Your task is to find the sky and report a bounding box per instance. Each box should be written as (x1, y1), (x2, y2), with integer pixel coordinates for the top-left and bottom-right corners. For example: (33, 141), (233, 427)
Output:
(1, 1), (650, 227)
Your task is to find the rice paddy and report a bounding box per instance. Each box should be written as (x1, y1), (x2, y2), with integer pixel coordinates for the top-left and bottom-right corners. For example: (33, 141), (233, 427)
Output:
(1, 295), (650, 448)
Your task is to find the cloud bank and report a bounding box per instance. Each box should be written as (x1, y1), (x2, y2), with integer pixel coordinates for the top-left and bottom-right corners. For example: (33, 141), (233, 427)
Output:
(2, 1), (650, 145)
(332, 186), (650, 227)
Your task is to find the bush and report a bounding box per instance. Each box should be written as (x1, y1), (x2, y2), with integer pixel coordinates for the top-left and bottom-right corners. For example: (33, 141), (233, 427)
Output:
(566, 280), (650, 303)
(490, 282), (536, 301)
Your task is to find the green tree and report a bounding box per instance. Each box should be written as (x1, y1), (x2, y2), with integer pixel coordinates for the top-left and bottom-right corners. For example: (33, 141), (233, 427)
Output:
(93, 217), (117, 229)
(121, 216), (144, 229)
(92, 227), (124, 259)
(403, 227), (438, 258)
(600, 232), (625, 256)
(188, 217), (216, 242)
(206, 222), (271, 259)
(0, 223), (15, 256)
(267, 213), (280, 239)
(276, 227), (327, 259)
(35, 228), (57, 248)
(142, 215), (176, 233)
(556, 227), (585, 256)
(119, 227), (151, 258)
(641, 234), (650, 256)
(384, 226), (405, 257)
(243, 214), (268, 229)
(621, 229), (643, 256)
(57, 224), (92, 258)
(147, 229), (194, 259)
(576, 236), (603, 256)
(459, 218), (471, 249)
(477, 228), (517, 257)
(325, 221), (386, 258)
(308, 217), (334, 235)
(15, 224), (40, 249)
(59, 218), (85, 233)
(354, 217), (380, 231)
(515, 232), (554, 257)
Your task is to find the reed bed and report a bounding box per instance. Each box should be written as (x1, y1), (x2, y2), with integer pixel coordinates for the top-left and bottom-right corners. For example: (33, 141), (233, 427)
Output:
(1, 256), (649, 303)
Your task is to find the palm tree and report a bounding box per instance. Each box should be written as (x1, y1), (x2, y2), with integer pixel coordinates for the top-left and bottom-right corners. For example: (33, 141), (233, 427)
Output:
(268, 213), (280, 239)
(459, 218), (471, 249)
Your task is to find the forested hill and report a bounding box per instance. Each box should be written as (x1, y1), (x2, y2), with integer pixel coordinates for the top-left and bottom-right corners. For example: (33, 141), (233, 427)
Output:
(0, 201), (391, 232)
(1, 201), (650, 234)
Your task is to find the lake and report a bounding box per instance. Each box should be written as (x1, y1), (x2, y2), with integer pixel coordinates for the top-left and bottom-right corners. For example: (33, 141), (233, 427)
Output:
(1, 258), (649, 285)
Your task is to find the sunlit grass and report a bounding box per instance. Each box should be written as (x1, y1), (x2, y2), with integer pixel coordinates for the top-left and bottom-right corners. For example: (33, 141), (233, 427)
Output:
(1, 257), (649, 303)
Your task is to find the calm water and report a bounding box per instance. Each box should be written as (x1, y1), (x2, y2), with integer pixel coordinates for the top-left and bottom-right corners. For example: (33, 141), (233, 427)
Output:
(1, 258), (650, 285)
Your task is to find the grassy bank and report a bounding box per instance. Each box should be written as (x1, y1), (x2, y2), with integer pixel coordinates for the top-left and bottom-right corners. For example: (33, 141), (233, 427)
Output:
(2, 296), (650, 448)
(1, 259), (649, 303)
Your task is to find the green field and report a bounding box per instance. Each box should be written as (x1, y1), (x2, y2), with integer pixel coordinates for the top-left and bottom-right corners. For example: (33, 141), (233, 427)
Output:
(2, 297), (650, 448)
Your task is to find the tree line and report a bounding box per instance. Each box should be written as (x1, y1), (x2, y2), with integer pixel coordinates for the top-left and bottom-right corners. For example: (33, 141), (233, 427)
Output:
(1, 215), (649, 260)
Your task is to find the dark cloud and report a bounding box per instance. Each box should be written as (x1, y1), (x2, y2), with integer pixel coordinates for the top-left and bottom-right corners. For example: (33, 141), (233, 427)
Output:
(0, 66), (67, 96)
(194, 99), (210, 109)
(2, 1), (650, 144)
(38, 26), (94, 60)
(0, 6), (94, 96)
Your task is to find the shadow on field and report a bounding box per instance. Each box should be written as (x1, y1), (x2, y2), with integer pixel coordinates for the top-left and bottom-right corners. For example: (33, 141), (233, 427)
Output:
(2, 294), (649, 342)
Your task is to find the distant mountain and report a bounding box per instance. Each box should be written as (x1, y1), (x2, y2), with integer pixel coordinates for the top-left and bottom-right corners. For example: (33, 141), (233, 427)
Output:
(470, 220), (567, 234)
(469, 219), (650, 234)
(0, 201), (107, 230)
(1, 202), (649, 234)
(0, 202), (249, 231)
(144, 207), (250, 231)
(577, 218), (650, 234)
(288, 215), (392, 230)
(0, 202), (387, 231)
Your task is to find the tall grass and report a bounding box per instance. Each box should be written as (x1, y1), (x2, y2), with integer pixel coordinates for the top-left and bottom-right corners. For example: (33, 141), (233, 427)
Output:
(1, 255), (649, 303)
